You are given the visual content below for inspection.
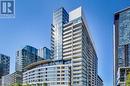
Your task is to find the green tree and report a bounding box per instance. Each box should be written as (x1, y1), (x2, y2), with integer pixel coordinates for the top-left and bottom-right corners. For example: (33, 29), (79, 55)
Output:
(126, 72), (130, 86)
(43, 83), (47, 86)
(23, 84), (31, 86)
(11, 83), (22, 86)
(37, 83), (41, 86)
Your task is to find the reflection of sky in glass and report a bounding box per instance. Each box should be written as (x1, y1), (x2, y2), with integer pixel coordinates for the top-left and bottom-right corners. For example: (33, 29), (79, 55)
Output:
(52, 8), (69, 60)
(128, 45), (130, 66)
(119, 10), (130, 45)
(118, 46), (124, 67)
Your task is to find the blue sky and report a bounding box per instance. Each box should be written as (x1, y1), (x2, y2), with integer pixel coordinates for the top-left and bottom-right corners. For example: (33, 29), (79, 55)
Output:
(0, 0), (130, 86)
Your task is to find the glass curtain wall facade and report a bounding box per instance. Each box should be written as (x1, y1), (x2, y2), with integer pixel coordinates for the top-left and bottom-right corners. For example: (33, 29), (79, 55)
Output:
(0, 54), (10, 79)
(16, 45), (43, 72)
(114, 7), (130, 86)
(38, 47), (51, 60)
(51, 8), (69, 60)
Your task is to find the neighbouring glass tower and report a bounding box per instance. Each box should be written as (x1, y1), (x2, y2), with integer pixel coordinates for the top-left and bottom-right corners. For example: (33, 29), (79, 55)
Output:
(51, 7), (69, 60)
(114, 7), (130, 86)
(0, 54), (10, 78)
(38, 47), (51, 60)
(0, 54), (10, 86)
(16, 45), (43, 72)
